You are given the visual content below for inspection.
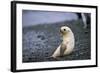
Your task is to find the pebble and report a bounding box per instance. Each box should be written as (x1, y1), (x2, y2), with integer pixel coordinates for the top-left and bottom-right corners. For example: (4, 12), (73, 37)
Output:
(22, 21), (91, 62)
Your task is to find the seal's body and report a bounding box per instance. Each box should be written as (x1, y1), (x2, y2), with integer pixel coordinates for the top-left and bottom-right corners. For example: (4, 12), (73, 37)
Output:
(51, 26), (75, 59)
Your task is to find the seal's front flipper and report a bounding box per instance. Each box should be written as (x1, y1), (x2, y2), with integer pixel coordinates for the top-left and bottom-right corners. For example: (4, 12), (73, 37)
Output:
(60, 43), (67, 57)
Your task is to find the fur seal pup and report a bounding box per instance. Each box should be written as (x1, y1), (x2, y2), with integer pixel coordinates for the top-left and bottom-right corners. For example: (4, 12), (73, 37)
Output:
(51, 26), (75, 59)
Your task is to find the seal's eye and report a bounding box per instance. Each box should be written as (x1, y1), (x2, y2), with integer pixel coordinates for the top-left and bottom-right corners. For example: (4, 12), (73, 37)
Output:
(63, 29), (66, 31)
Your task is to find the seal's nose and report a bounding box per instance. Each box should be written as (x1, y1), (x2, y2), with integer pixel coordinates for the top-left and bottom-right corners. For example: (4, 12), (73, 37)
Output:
(60, 29), (62, 33)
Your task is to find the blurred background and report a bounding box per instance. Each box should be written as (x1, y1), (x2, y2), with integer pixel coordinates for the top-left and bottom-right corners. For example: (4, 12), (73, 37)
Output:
(22, 10), (91, 62)
(22, 10), (78, 27)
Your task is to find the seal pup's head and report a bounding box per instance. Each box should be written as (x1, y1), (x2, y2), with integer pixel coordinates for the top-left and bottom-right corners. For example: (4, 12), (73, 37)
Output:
(60, 26), (71, 35)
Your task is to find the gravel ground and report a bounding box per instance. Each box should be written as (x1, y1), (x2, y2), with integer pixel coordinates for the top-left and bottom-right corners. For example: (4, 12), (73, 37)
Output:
(22, 20), (91, 63)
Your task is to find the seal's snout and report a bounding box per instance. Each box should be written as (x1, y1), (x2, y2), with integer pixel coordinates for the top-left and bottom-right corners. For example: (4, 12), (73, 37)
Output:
(60, 28), (63, 33)
(60, 26), (70, 35)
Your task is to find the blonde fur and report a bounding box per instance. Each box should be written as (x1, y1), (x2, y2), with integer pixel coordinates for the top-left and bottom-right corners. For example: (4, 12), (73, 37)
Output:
(51, 26), (75, 58)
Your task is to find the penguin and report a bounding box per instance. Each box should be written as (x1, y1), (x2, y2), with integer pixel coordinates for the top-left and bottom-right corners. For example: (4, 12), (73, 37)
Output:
(51, 26), (75, 59)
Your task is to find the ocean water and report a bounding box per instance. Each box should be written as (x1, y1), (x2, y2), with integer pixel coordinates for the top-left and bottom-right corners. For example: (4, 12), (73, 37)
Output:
(22, 10), (78, 27)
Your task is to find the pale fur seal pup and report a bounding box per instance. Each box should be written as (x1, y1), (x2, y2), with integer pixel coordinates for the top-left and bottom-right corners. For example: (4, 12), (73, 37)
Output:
(51, 26), (75, 59)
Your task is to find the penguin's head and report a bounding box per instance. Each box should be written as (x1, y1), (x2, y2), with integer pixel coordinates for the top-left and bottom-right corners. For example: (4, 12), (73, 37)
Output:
(60, 26), (71, 35)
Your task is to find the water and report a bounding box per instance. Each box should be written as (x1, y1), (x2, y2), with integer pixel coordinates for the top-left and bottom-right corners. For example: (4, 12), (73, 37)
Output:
(22, 10), (78, 27)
